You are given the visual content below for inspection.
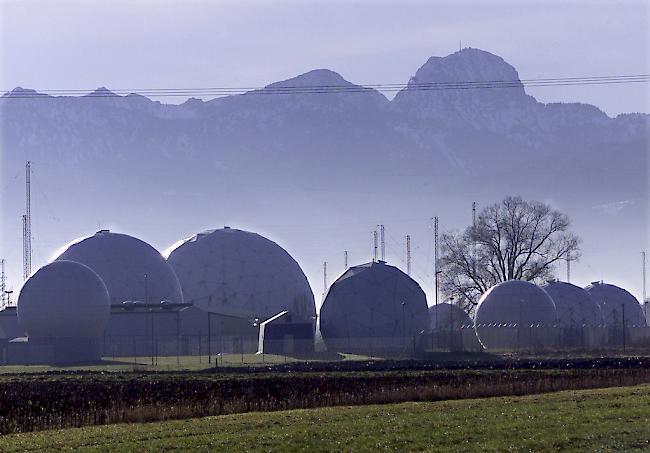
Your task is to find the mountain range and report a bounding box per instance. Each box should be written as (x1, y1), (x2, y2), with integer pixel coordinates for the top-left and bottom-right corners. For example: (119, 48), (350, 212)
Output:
(1, 48), (648, 299)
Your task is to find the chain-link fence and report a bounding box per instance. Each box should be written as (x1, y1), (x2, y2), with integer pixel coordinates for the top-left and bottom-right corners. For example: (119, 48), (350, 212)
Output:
(2, 325), (650, 366)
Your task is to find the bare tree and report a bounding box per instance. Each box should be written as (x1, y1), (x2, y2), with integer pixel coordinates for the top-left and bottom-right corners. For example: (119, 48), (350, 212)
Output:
(440, 196), (580, 313)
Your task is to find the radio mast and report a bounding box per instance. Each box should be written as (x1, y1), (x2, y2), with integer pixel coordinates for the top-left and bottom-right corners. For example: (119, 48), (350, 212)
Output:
(23, 161), (32, 280)
(0, 259), (6, 307)
(377, 224), (385, 261)
(406, 235), (411, 276)
(433, 217), (439, 307)
(373, 230), (378, 262)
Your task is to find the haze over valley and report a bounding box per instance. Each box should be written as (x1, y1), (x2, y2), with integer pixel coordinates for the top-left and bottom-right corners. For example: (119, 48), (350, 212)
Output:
(2, 48), (647, 304)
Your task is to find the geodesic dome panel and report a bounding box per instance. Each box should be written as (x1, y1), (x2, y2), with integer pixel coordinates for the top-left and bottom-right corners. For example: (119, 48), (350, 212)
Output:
(18, 260), (110, 338)
(165, 228), (316, 321)
(429, 303), (473, 331)
(474, 280), (557, 350)
(541, 280), (603, 328)
(584, 282), (647, 327)
(52, 230), (183, 306)
(319, 261), (429, 353)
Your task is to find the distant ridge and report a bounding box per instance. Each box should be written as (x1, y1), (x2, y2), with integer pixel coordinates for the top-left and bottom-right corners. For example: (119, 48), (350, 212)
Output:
(1, 47), (647, 184)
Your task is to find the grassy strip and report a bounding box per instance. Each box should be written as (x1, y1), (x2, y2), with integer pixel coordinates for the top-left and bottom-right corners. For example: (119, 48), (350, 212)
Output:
(1, 368), (650, 434)
(2, 384), (650, 452)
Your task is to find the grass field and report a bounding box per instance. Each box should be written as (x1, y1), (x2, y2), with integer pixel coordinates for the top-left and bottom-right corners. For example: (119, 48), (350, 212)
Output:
(0, 352), (389, 374)
(2, 384), (649, 452)
(0, 354), (302, 374)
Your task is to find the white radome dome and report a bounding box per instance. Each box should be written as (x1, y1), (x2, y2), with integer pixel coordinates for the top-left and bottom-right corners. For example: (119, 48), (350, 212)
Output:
(429, 303), (474, 331)
(319, 261), (429, 353)
(584, 282), (647, 327)
(165, 228), (316, 320)
(474, 280), (557, 350)
(541, 280), (603, 328)
(18, 260), (110, 338)
(52, 230), (183, 306)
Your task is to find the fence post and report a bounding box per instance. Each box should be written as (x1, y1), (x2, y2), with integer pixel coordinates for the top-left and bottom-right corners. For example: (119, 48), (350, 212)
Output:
(208, 312), (212, 364)
(622, 303), (626, 354)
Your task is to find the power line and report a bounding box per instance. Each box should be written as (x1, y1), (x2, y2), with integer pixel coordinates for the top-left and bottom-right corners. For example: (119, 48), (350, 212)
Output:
(6, 73), (648, 92)
(2, 74), (648, 99)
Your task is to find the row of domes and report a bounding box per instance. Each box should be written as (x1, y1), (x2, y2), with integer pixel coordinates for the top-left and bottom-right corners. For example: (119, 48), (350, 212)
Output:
(320, 267), (647, 353)
(18, 228), (316, 339)
(16, 228), (647, 354)
(475, 279), (646, 329)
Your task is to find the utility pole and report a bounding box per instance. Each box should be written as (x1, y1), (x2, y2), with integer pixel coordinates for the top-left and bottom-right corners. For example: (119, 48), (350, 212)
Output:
(377, 224), (385, 261)
(344, 251), (348, 270)
(472, 202), (478, 262)
(641, 251), (646, 305)
(434, 217), (439, 308)
(406, 235), (411, 276)
(23, 161), (32, 281)
(641, 250), (648, 319)
(472, 202), (476, 229)
(373, 230), (378, 262)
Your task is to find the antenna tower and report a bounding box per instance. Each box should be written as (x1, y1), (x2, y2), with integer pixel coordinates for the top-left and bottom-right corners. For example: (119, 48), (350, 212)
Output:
(566, 254), (572, 283)
(344, 250), (348, 270)
(406, 235), (411, 276)
(434, 217), (439, 307)
(373, 230), (378, 262)
(377, 224), (385, 261)
(0, 259), (6, 307)
(323, 261), (327, 296)
(23, 161), (32, 280)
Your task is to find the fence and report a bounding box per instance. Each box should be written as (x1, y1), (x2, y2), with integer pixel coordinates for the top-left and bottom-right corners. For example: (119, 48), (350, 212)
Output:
(462, 324), (650, 353)
(2, 326), (650, 366)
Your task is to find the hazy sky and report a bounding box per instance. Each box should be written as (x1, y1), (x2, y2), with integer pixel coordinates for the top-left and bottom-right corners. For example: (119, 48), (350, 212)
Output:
(0, 0), (648, 308)
(1, 0), (648, 116)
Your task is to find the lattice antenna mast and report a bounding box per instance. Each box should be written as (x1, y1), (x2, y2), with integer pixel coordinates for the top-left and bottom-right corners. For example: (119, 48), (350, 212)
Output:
(433, 217), (439, 307)
(23, 161), (32, 280)
(566, 254), (572, 283)
(0, 259), (6, 307)
(373, 230), (378, 262)
(344, 250), (348, 270)
(323, 261), (327, 296)
(406, 235), (411, 276)
(377, 224), (385, 261)
(22, 215), (29, 280)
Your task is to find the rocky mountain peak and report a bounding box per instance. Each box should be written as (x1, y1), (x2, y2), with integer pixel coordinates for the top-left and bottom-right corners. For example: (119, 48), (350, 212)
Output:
(84, 87), (119, 97)
(410, 48), (522, 88)
(265, 69), (355, 89)
(2, 87), (47, 98)
(392, 48), (538, 133)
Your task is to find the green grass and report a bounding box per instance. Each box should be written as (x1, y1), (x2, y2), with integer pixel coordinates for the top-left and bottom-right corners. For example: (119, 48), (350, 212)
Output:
(2, 384), (649, 452)
(0, 353), (312, 374)
(0, 352), (389, 375)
